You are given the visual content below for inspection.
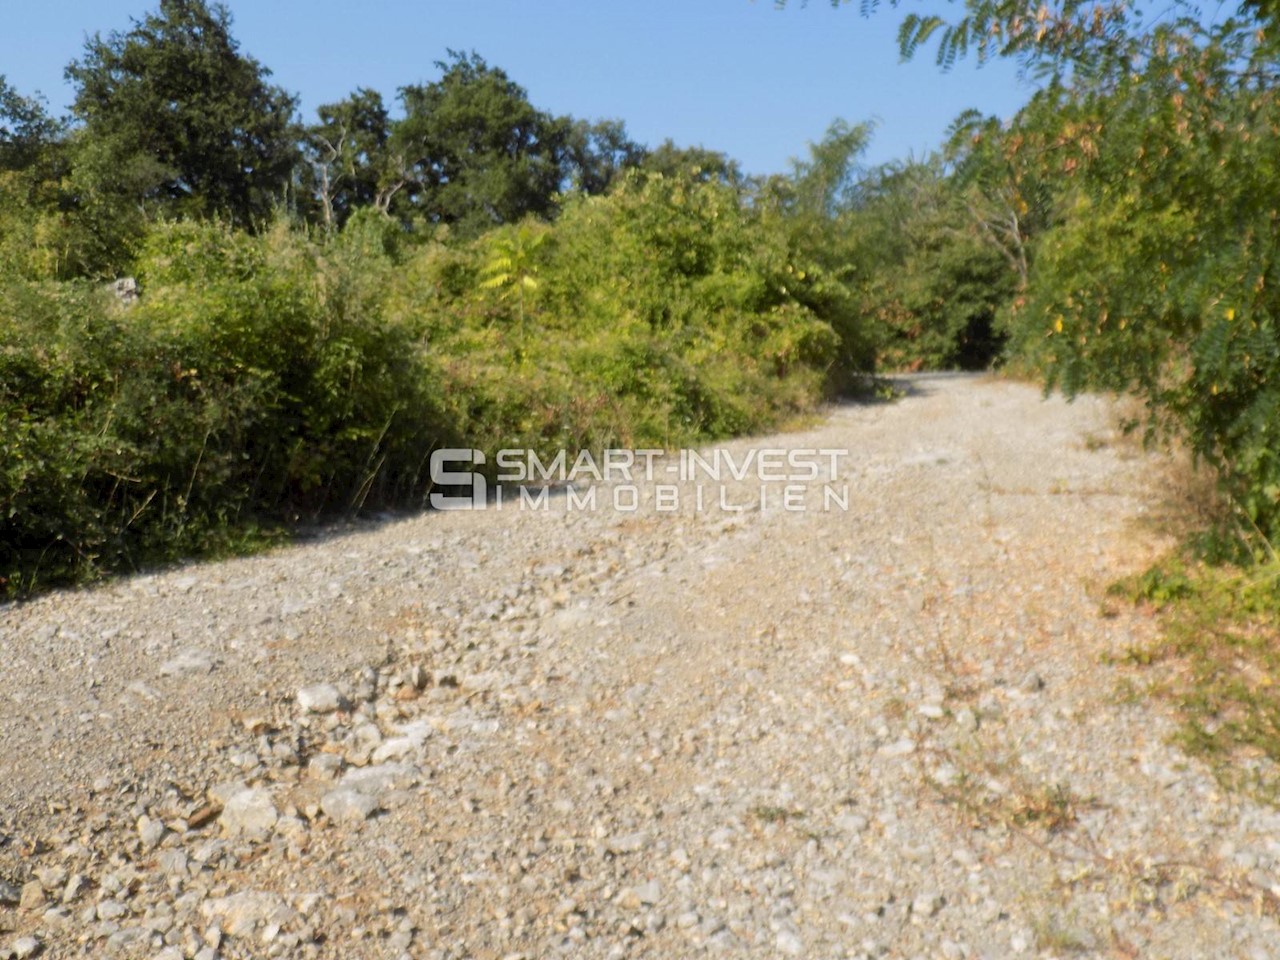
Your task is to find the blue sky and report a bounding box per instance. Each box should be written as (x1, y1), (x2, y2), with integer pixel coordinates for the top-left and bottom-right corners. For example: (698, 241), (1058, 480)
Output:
(1, 0), (1035, 176)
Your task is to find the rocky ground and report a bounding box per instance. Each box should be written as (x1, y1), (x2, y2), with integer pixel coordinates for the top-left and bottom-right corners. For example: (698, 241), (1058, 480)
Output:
(1, 374), (1278, 960)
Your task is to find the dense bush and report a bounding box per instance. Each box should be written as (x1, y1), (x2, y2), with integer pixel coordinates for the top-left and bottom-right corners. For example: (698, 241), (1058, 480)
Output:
(527, 171), (845, 442)
(847, 161), (1015, 371)
(1005, 68), (1280, 546)
(377, 170), (860, 462)
(0, 217), (449, 595)
(0, 3), (894, 595)
(0, 169), (873, 597)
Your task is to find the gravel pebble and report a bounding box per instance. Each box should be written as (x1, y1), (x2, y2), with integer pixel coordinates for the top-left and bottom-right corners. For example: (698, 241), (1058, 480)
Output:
(297, 683), (344, 714)
(218, 788), (277, 838)
(321, 789), (379, 825)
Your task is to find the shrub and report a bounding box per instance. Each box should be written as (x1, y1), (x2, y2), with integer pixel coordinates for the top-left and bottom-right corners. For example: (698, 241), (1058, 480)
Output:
(0, 218), (451, 596)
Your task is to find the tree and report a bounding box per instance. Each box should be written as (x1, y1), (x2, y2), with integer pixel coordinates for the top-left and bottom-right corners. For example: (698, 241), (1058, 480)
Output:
(564, 118), (647, 194)
(394, 51), (571, 235)
(643, 140), (743, 186)
(880, 160), (1016, 367)
(303, 87), (395, 230)
(65, 0), (298, 226)
(787, 118), (872, 219)
(0, 77), (62, 174)
(940, 107), (1059, 291)
(298, 56), (646, 231)
(800, 0), (1280, 538)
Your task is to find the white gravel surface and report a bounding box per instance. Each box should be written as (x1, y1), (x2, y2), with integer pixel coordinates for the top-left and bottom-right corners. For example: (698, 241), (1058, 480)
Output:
(2, 374), (1278, 959)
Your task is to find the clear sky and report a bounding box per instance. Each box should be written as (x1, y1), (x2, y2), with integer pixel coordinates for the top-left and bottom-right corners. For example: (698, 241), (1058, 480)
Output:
(1, 0), (1035, 176)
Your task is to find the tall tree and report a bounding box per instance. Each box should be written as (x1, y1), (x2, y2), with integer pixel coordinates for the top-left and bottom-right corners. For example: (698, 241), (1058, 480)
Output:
(65, 0), (298, 226)
(643, 140), (743, 186)
(394, 51), (571, 235)
(0, 77), (62, 174)
(787, 118), (871, 219)
(564, 118), (647, 194)
(304, 87), (396, 229)
(940, 107), (1058, 291)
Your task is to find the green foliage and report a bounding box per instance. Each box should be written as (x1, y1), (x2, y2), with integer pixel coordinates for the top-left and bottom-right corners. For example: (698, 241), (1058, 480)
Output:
(798, 0), (1280, 541)
(565, 119), (647, 194)
(303, 87), (397, 229)
(0, 76), (62, 174)
(392, 168), (857, 457)
(826, 0), (1273, 85)
(943, 105), (1057, 291)
(833, 158), (1016, 370)
(787, 119), (872, 219)
(14, 0), (653, 252)
(65, 0), (298, 230)
(0, 219), (450, 597)
(1111, 564), (1194, 606)
(0, 158), (877, 597)
(642, 140), (743, 186)
(296, 60), (645, 236)
(744, 116), (1022, 373)
(1006, 58), (1280, 541)
(477, 221), (547, 328)
(540, 170), (847, 436)
(0, 79), (87, 279)
(393, 51), (573, 236)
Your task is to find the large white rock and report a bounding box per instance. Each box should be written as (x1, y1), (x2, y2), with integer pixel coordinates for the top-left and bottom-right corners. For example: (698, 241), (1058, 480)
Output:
(297, 683), (343, 714)
(201, 891), (295, 938)
(219, 788), (278, 838)
(321, 788), (379, 825)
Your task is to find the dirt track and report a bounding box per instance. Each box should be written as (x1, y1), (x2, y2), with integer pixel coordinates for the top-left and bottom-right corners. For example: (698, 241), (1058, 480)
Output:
(2, 374), (1277, 959)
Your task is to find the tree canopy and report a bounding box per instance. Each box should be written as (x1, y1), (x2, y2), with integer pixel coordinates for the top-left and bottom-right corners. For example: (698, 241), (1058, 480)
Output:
(0, 76), (61, 174)
(65, 0), (299, 225)
(393, 51), (575, 235)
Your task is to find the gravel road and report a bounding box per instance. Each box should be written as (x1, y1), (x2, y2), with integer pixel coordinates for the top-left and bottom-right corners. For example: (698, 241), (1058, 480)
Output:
(2, 374), (1277, 959)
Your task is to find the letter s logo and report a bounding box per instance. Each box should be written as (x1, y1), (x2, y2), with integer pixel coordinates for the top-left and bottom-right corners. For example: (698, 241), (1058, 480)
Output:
(429, 449), (487, 510)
